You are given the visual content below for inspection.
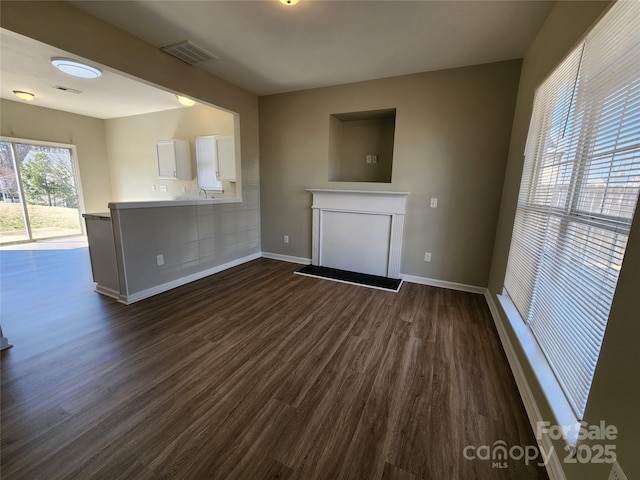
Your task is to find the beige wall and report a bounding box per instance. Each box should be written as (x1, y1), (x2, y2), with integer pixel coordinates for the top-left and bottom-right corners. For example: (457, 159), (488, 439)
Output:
(487, 2), (640, 479)
(0, 98), (112, 213)
(259, 60), (521, 286)
(332, 116), (394, 183)
(104, 105), (235, 202)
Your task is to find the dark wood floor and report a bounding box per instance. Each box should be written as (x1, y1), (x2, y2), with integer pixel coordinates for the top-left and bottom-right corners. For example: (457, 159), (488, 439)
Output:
(0, 249), (548, 480)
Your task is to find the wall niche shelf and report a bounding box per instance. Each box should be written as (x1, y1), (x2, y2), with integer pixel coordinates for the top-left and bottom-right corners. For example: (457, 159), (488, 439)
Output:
(328, 108), (396, 183)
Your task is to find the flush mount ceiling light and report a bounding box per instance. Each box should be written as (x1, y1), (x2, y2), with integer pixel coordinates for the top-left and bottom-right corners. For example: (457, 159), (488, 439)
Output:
(176, 95), (195, 107)
(13, 90), (35, 101)
(51, 58), (102, 79)
(280, 0), (299, 5)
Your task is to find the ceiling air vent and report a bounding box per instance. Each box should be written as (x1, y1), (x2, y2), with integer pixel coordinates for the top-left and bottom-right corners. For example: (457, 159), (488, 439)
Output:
(53, 85), (82, 94)
(160, 40), (220, 65)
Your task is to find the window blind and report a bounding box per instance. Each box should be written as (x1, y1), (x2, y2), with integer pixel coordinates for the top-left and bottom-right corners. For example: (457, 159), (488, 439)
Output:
(504, 0), (640, 419)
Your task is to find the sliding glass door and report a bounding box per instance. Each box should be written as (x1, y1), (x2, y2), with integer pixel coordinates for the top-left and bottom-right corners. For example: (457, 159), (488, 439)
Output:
(0, 139), (83, 244)
(0, 142), (28, 242)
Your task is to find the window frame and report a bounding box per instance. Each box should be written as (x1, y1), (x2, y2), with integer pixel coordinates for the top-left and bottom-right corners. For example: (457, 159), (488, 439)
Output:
(500, 0), (640, 440)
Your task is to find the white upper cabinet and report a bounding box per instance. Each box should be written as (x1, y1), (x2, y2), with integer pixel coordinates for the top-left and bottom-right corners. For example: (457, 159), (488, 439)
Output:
(195, 135), (236, 189)
(157, 139), (192, 180)
(215, 135), (236, 182)
(195, 136), (220, 190)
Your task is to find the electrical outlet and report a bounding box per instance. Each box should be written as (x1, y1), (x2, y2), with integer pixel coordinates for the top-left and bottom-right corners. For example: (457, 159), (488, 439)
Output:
(156, 254), (164, 266)
(430, 198), (438, 208)
(609, 461), (628, 480)
(366, 155), (372, 164)
(284, 235), (289, 244)
(159, 185), (167, 192)
(424, 252), (432, 262)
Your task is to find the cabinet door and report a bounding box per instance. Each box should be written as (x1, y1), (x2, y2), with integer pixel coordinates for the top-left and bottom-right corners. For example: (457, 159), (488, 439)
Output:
(157, 141), (177, 179)
(157, 140), (191, 180)
(215, 136), (236, 182)
(196, 136), (221, 189)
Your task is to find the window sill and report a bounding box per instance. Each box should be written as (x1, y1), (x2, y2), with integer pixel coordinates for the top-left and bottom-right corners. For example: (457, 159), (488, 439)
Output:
(497, 292), (580, 446)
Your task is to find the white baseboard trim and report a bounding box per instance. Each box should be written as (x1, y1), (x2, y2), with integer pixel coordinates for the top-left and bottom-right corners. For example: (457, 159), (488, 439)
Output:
(261, 252), (311, 265)
(119, 252), (262, 305)
(400, 274), (486, 294)
(95, 285), (120, 300)
(0, 336), (12, 351)
(260, 262), (486, 295)
(483, 290), (566, 480)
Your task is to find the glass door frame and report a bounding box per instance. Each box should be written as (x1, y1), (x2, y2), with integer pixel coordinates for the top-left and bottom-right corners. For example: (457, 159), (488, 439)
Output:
(0, 136), (86, 243)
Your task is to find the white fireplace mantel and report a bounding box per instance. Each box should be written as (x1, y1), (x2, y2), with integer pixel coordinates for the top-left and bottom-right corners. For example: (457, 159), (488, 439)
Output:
(308, 189), (410, 279)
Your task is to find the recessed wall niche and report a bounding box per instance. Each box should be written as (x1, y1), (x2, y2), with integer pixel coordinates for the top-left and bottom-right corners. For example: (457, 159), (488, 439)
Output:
(328, 108), (396, 183)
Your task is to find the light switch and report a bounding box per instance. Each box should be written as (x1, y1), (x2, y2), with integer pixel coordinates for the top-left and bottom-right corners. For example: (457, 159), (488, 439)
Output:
(159, 185), (167, 192)
(430, 198), (438, 208)
(372, 155), (378, 164)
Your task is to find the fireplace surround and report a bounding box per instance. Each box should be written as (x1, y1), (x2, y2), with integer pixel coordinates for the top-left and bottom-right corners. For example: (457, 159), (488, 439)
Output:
(308, 189), (409, 279)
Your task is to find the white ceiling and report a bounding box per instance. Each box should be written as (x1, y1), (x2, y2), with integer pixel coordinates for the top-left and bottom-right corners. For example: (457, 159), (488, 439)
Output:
(71, 0), (555, 96)
(0, 29), (189, 120)
(1, 1), (554, 119)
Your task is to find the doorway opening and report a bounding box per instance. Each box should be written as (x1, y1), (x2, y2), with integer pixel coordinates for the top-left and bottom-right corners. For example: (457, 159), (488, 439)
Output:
(0, 138), (84, 244)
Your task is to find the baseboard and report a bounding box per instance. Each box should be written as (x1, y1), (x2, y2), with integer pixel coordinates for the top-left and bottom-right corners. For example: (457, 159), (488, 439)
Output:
(483, 290), (566, 480)
(0, 336), (13, 351)
(400, 274), (486, 294)
(260, 262), (485, 295)
(261, 252), (311, 265)
(119, 252), (262, 305)
(95, 285), (120, 300)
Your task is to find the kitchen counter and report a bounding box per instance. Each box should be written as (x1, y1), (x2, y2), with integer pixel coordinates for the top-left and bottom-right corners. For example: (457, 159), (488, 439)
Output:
(84, 195), (256, 304)
(82, 212), (111, 220)
(84, 200), (241, 302)
(108, 198), (241, 210)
